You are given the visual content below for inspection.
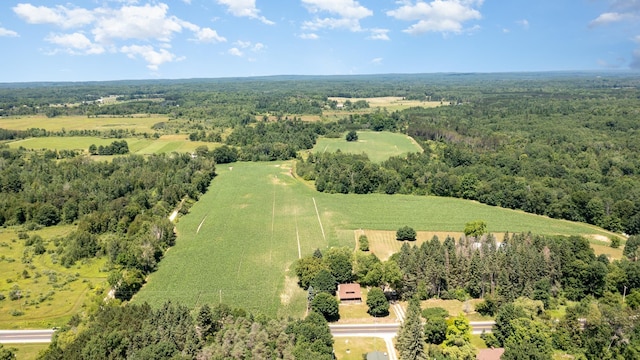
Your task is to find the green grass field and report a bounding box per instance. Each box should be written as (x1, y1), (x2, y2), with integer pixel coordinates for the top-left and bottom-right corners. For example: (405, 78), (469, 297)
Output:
(3, 343), (49, 360)
(0, 115), (166, 132)
(7, 135), (217, 156)
(0, 226), (107, 329)
(313, 131), (422, 163)
(133, 160), (617, 318)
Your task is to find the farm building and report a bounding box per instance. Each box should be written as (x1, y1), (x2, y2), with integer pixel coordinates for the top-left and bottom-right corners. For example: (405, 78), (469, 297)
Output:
(366, 351), (388, 360)
(338, 283), (362, 303)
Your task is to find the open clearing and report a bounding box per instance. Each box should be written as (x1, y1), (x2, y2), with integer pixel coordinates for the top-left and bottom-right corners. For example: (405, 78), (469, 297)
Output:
(0, 115), (166, 132)
(134, 160), (619, 317)
(313, 131), (422, 163)
(0, 226), (107, 328)
(328, 96), (442, 112)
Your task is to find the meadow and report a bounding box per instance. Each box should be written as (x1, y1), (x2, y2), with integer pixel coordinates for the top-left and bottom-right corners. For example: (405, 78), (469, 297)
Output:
(312, 131), (422, 163)
(0, 226), (107, 329)
(133, 160), (618, 317)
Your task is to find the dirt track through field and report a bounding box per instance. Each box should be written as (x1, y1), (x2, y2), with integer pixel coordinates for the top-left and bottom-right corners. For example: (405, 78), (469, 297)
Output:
(196, 216), (207, 234)
(313, 197), (326, 242)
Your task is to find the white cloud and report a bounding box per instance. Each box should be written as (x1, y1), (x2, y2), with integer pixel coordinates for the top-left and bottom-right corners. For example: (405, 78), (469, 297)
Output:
(516, 19), (529, 29)
(121, 44), (182, 70)
(46, 32), (105, 54)
(216, 0), (274, 25)
(369, 28), (390, 40)
(301, 0), (373, 32)
(0, 27), (18, 37)
(13, 2), (226, 70)
(228, 47), (243, 57)
(232, 41), (266, 52)
(92, 3), (183, 43)
(13, 3), (95, 29)
(299, 33), (319, 39)
(194, 28), (226, 43)
(387, 0), (483, 35)
(589, 12), (634, 27)
(371, 57), (383, 64)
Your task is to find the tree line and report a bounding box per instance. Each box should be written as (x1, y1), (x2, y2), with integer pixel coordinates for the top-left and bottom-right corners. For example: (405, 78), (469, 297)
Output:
(37, 300), (334, 360)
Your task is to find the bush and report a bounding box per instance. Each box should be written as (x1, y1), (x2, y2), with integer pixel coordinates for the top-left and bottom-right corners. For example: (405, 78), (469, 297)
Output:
(358, 235), (369, 251)
(311, 292), (340, 321)
(366, 287), (389, 317)
(396, 226), (416, 241)
(610, 237), (621, 249)
(345, 130), (358, 142)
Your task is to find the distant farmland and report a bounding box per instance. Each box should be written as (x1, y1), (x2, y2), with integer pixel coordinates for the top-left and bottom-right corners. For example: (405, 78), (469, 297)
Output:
(0, 115), (164, 132)
(7, 135), (217, 155)
(133, 160), (618, 317)
(312, 131), (422, 163)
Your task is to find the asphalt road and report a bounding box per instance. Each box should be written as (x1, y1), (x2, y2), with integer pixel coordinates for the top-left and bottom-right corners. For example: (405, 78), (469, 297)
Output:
(0, 329), (55, 344)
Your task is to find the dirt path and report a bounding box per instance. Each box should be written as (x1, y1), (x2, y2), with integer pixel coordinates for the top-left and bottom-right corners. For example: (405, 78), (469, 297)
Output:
(196, 216), (207, 234)
(313, 197), (326, 242)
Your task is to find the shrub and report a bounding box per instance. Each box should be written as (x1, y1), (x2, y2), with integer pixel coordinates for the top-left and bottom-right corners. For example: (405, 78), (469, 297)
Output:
(610, 237), (621, 249)
(345, 130), (358, 142)
(366, 287), (389, 317)
(396, 226), (416, 241)
(358, 235), (369, 251)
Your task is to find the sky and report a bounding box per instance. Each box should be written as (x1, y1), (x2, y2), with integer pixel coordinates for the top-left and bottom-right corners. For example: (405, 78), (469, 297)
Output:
(0, 0), (639, 82)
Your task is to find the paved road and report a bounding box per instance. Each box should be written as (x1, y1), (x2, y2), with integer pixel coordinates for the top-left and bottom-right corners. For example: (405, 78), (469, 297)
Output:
(0, 329), (55, 344)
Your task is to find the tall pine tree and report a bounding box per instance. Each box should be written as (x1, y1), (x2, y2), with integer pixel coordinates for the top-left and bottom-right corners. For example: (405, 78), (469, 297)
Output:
(396, 297), (427, 360)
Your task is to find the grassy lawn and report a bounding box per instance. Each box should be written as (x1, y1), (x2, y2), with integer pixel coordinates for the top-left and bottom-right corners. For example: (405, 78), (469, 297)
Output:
(0, 115), (166, 132)
(313, 131), (422, 163)
(333, 337), (389, 360)
(3, 343), (49, 360)
(0, 226), (108, 328)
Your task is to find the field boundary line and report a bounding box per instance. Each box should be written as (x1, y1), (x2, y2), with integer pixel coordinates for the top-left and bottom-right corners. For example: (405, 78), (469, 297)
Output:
(196, 216), (207, 234)
(295, 208), (302, 259)
(313, 197), (326, 242)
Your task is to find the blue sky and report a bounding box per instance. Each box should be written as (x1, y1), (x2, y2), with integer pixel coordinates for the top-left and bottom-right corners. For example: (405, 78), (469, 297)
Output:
(1, 0), (639, 82)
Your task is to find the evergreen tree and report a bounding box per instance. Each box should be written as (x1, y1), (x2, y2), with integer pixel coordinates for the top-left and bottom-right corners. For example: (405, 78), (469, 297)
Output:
(396, 297), (427, 360)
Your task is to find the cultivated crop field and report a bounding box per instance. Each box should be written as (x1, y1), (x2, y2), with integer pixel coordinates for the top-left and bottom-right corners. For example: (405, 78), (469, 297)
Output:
(7, 135), (216, 155)
(134, 160), (619, 317)
(133, 162), (329, 317)
(313, 131), (422, 163)
(0, 115), (166, 132)
(0, 226), (107, 328)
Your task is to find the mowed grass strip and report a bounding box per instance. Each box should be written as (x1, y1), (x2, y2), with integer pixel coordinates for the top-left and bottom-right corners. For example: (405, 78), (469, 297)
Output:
(0, 115), (166, 132)
(313, 131), (422, 163)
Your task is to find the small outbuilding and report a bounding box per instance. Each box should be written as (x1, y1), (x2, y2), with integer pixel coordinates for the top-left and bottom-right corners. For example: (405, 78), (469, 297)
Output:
(337, 283), (362, 303)
(366, 351), (388, 360)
